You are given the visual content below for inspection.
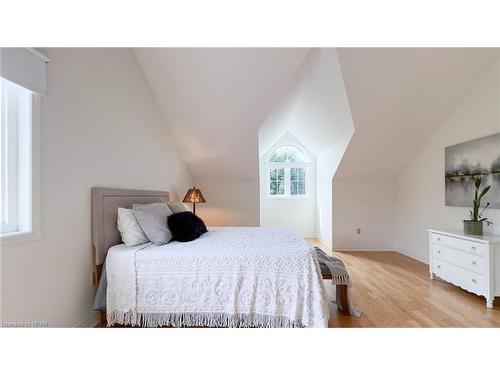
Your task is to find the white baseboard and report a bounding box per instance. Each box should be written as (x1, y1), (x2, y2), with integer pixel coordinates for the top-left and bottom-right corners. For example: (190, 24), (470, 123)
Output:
(76, 312), (99, 328)
(396, 247), (429, 264)
(333, 244), (395, 251)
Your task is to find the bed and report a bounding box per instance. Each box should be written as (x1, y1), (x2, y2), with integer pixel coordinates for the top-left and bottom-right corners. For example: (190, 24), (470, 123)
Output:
(91, 187), (330, 328)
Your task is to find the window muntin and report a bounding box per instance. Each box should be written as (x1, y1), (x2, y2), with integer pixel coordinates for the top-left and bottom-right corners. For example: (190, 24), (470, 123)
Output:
(0, 78), (33, 235)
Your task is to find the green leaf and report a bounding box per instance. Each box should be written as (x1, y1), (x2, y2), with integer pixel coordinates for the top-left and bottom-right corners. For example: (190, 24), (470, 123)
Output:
(478, 185), (491, 200)
(479, 202), (490, 217)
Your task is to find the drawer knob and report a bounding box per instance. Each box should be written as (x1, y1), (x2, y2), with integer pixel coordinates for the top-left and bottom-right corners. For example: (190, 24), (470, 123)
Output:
(471, 261), (477, 266)
(437, 265), (441, 269)
(472, 278), (477, 284)
(437, 238), (441, 241)
(437, 250), (441, 254)
(471, 246), (476, 251)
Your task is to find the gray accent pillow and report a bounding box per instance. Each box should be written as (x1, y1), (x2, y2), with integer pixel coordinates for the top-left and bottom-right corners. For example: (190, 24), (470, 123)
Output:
(132, 202), (173, 245)
(167, 201), (188, 214)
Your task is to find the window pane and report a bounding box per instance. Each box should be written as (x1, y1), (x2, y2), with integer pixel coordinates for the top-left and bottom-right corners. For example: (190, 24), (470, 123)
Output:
(269, 168), (285, 195)
(298, 181), (306, 195)
(278, 182), (285, 195)
(270, 168), (277, 179)
(277, 168), (285, 181)
(0, 78), (32, 234)
(269, 148), (286, 162)
(270, 181), (277, 195)
(298, 168), (305, 179)
(269, 145), (307, 163)
(290, 167), (306, 195)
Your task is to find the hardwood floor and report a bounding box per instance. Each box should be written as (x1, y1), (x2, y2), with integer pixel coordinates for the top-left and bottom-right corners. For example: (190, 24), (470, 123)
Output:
(310, 240), (500, 327)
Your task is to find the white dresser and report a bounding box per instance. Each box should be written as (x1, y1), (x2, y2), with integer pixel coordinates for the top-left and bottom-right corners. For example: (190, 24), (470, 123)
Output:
(428, 229), (500, 308)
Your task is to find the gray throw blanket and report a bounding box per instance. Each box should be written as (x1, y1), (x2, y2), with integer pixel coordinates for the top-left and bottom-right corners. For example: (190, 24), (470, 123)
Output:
(314, 247), (362, 317)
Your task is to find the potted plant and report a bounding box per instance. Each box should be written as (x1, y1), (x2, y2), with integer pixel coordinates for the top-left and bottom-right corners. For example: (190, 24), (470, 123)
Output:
(464, 176), (493, 235)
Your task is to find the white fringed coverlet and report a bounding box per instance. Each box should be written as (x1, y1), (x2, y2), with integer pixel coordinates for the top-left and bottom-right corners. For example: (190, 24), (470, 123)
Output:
(106, 227), (329, 328)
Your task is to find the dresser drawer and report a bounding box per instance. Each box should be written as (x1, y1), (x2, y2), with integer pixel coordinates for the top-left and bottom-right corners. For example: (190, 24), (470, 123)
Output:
(432, 244), (486, 275)
(431, 233), (486, 256)
(433, 259), (487, 297)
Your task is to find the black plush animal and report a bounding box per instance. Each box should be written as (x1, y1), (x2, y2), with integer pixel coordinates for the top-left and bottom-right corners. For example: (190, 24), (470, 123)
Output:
(167, 211), (208, 242)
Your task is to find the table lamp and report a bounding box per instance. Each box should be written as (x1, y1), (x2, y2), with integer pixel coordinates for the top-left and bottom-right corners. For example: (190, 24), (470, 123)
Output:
(182, 187), (206, 215)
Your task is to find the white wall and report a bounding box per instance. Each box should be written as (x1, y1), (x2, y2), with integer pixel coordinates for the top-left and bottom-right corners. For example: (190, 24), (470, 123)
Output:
(316, 133), (353, 249)
(258, 49), (355, 247)
(395, 59), (500, 263)
(0, 48), (192, 327)
(194, 178), (259, 227)
(333, 177), (396, 250)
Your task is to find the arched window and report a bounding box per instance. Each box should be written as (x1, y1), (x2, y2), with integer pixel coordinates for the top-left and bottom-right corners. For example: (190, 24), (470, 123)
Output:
(267, 144), (309, 197)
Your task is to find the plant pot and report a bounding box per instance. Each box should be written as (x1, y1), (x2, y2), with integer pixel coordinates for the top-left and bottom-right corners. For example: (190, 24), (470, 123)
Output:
(463, 220), (483, 236)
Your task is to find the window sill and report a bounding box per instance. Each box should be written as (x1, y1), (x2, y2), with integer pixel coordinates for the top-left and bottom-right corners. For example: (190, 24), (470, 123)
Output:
(266, 196), (310, 201)
(0, 230), (41, 246)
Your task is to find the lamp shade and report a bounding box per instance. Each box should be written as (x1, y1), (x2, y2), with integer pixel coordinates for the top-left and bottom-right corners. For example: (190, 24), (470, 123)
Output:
(182, 187), (206, 204)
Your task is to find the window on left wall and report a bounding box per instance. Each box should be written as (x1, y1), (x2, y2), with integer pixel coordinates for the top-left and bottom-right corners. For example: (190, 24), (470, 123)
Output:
(0, 48), (46, 243)
(0, 78), (33, 236)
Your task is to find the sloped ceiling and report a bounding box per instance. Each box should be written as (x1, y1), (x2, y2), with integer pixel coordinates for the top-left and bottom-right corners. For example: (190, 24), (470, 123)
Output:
(134, 48), (500, 183)
(133, 48), (310, 180)
(258, 48), (354, 161)
(335, 48), (500, 179)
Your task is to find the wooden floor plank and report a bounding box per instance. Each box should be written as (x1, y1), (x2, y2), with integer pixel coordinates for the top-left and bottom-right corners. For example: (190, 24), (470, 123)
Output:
(309, 240), (500, 328)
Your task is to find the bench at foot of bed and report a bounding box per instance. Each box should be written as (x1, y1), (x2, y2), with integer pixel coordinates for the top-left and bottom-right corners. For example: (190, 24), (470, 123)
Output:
(321, 274), (350, 315)
(315, 246), (351, 315)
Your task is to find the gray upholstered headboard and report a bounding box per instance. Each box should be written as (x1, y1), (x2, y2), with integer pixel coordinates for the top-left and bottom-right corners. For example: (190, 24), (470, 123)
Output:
(91, 187), (169, 265)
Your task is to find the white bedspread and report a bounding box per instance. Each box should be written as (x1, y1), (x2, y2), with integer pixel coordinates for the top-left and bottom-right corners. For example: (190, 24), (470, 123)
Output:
(106, 227), (329, 328)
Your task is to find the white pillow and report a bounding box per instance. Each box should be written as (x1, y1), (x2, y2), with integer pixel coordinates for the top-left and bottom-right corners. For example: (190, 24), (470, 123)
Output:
(166, 201), (188, 214)
(117, 207), (149, 247)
